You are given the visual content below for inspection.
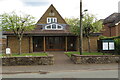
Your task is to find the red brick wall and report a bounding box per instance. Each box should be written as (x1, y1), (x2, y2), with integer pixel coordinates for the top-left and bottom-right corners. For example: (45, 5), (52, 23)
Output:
(118, 24), (120, 36)
(102, 24), (118, 37)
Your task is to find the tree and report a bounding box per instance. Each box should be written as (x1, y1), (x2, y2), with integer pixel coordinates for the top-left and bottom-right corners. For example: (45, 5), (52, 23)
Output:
(65, 13), (103, 53)
(0, 12), (35, 55)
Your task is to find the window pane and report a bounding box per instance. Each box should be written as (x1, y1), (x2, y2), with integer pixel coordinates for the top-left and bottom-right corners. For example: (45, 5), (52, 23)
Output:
(54, 18), (57, 23)
(58, 25), (62, 29)
(52, 24), (56, 29)
(46, 26), (51, 29)
(51, 18), (53, 23)
(54, 18), (56, 22)
(47, 18), (51, 23)
(48, 19), (50, 22)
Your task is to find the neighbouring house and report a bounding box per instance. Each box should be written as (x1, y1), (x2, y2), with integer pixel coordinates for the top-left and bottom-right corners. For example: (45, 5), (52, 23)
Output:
(3, 4), (100, 53)
(98, 13), (120, 53)
(102, 13), (120, 37)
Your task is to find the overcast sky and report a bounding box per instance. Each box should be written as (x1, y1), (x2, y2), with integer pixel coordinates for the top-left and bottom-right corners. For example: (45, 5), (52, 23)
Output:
(0, 0), (119, 22)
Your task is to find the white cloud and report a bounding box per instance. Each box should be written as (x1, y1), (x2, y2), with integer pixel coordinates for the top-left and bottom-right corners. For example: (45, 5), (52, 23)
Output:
(48, 0), (80, 18)
(0, 0), (119, 22)
(83, 0), (119, 19)
(0, 0), (48, 22)
(0, 0), (24, 13)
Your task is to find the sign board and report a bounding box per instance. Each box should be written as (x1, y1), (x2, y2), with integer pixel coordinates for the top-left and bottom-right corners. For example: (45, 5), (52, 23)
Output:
(102, 41), (115, 50)
(109, 42), (115, 50)
(6, 48), (11, 54)
(103, 42), (108, 50)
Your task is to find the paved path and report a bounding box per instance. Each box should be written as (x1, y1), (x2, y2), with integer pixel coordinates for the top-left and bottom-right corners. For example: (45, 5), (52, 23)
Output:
(50, 52), (73, 65)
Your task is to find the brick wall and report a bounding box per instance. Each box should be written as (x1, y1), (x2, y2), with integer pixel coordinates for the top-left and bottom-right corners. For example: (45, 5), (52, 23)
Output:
(7, 36), (31, 53)
(118, 23), (120, 36)
(7, 36), (99, 53)
(102, 24), (120, 37)
(77, 36), (99, 52)
(37, 5), (66, 24)
(1, 39), (6, 53)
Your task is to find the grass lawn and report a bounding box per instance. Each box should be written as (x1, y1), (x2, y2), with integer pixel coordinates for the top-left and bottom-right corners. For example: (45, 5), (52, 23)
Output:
(65, 52), (113, 57)
(1, 53), (48, 57)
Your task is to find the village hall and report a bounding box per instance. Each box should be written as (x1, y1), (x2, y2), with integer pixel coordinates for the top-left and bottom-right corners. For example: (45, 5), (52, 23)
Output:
(3, 4), (99, 53)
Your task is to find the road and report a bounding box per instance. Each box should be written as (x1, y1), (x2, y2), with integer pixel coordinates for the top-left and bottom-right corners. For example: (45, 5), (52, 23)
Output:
(2, 69), (118, 78)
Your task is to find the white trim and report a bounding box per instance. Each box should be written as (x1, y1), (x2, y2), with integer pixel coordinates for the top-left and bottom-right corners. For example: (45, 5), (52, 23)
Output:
(45, 23), (63, 30)
(115, 21), (120, 26)
(47, 17), (57, 23)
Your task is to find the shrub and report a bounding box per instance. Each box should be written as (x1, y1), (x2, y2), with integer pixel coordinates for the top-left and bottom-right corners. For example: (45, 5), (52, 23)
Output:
(114, 39), (120, 54)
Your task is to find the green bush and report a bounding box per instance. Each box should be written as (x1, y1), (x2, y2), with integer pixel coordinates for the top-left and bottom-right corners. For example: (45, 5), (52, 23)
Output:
(114, 39), (120, 54)
(99, 36), (109, 39)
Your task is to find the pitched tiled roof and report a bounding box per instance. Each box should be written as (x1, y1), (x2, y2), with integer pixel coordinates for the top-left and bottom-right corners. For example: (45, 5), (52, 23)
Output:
(103, 13), (120, 27)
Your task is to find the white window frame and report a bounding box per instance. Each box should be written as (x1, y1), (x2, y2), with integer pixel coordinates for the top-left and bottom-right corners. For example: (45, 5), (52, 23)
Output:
(45, 23), (63, 30)
(47, 17), (57, 23)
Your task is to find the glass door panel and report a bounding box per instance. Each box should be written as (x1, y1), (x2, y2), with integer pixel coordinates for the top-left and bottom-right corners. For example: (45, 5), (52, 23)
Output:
(46, 37), (65, 51)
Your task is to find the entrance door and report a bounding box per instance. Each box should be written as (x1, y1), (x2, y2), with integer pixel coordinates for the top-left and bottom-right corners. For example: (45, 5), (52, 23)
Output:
(67, 37), (77, 51)
(46, 37), (65, 51)
(33, 37), (44, 52)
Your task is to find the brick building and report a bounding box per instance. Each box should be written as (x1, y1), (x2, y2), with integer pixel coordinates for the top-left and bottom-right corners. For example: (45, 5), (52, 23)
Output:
(3, 4), (100, 53)
(98, 13), (120, 53)
(102, 13), (120, 37)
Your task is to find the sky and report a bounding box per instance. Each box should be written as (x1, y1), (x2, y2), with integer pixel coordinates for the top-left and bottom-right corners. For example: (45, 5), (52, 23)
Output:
(0, 0), (119, 22)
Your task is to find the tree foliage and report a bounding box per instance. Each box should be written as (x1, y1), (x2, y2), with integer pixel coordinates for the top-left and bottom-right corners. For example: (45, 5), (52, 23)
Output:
(65, 18), (80, 35)
(82, 14), (102, 37)
(65, 13), (103, 52)
(0, 12), (35, 54)
(1, 12), (35, 33)
(114, 38), (120, 54)
(65, 13), (102, 36)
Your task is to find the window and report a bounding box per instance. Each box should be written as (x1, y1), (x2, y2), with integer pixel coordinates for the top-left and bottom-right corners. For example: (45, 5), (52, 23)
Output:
(46, 25), (51, 29)
(58, 25), (62, 29)
(45, 23), (63, 30)
(48, 18), (50, 22)
(52, 24), (56, 29)
(47, 18), (57, 23)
